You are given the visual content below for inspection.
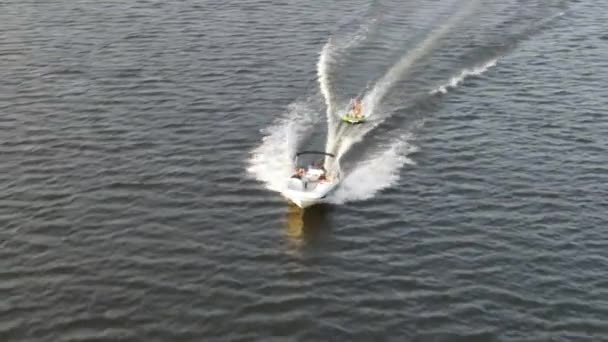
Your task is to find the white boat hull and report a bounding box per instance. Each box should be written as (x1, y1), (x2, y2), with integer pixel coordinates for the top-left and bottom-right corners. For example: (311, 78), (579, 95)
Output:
(282, 151), (340, 208)
(282, 179), (338, 208)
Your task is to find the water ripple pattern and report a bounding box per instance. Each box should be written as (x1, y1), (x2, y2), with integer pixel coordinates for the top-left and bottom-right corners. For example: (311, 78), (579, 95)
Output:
(1, 0), (607, 341)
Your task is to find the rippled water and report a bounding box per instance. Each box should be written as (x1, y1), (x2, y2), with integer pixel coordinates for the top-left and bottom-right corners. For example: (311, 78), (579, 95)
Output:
(2, 0), (607, 341)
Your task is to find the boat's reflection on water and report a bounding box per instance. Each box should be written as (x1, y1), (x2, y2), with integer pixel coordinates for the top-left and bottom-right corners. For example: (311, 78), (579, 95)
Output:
(284, 202), (333, 245)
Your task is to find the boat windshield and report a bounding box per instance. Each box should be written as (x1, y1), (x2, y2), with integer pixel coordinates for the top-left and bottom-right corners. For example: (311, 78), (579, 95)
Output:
(294, 151), (335, 169)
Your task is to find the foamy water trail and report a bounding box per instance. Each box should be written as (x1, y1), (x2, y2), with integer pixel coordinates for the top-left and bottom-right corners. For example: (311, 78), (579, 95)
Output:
(247, 102), (320, 192)
(317, 41), (335, 118)
(364, 1), (480, 116)
(320, 18), (380, 159)
(431, 58), (498, 95)
(329, 133), (418, 204)
(330, 57), (497, 204)
(318, 18), (379, 120)
(329, 1), (481, 160)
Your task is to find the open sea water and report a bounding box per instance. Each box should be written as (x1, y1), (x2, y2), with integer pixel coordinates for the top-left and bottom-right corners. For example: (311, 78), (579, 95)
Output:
(1, 0), (607, 341)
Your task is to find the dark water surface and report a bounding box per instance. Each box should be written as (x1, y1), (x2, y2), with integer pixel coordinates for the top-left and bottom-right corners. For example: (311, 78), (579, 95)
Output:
(2, 0), (607, 341)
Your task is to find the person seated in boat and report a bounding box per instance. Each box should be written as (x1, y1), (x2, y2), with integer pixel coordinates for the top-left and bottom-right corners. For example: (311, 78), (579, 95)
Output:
(314, 160), (326, 172)
(292, 167), (305, 179)
(302, 161), (325, 181)
(314, 160), (328, 181)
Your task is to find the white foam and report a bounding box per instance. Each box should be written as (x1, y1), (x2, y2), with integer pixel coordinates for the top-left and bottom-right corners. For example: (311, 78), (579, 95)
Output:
(329, 133), (419, 204)
(247, 102), (320, 192)
(431, 58), (498, 95)
(318, 18), (379, 119)
(319, 19), (379, 156)
(364, 0), (480, 116)
(317, 41), (335, 117)
(326, 1), (481, 161)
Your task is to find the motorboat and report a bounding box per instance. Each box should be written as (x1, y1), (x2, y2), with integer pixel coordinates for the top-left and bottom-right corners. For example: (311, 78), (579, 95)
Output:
(282, 151), (340, 208)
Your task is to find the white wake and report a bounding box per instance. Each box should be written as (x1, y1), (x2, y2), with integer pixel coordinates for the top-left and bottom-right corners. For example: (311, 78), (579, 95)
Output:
(431, 58), (498, 95)
(247, 101), (320, 193)
(329, 133), (419, 204)
(328, 0), (481, 161)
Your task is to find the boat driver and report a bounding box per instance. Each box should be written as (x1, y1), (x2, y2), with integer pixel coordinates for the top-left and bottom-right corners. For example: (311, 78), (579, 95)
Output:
(292, 167), (305, 179)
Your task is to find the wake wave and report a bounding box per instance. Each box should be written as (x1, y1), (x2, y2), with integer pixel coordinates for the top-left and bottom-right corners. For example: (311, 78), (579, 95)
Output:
(317, 42), (335, 118)
(247, 101), (320, 192)
(328, 0), (481, 161)
(318, 18), (379, 116)
(330, 55), (498, 202)
(329, 133), (419, 204)
(319, 19), (379, 156)
(364, 0), (480, 116)
(431, 58), (498, 95)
